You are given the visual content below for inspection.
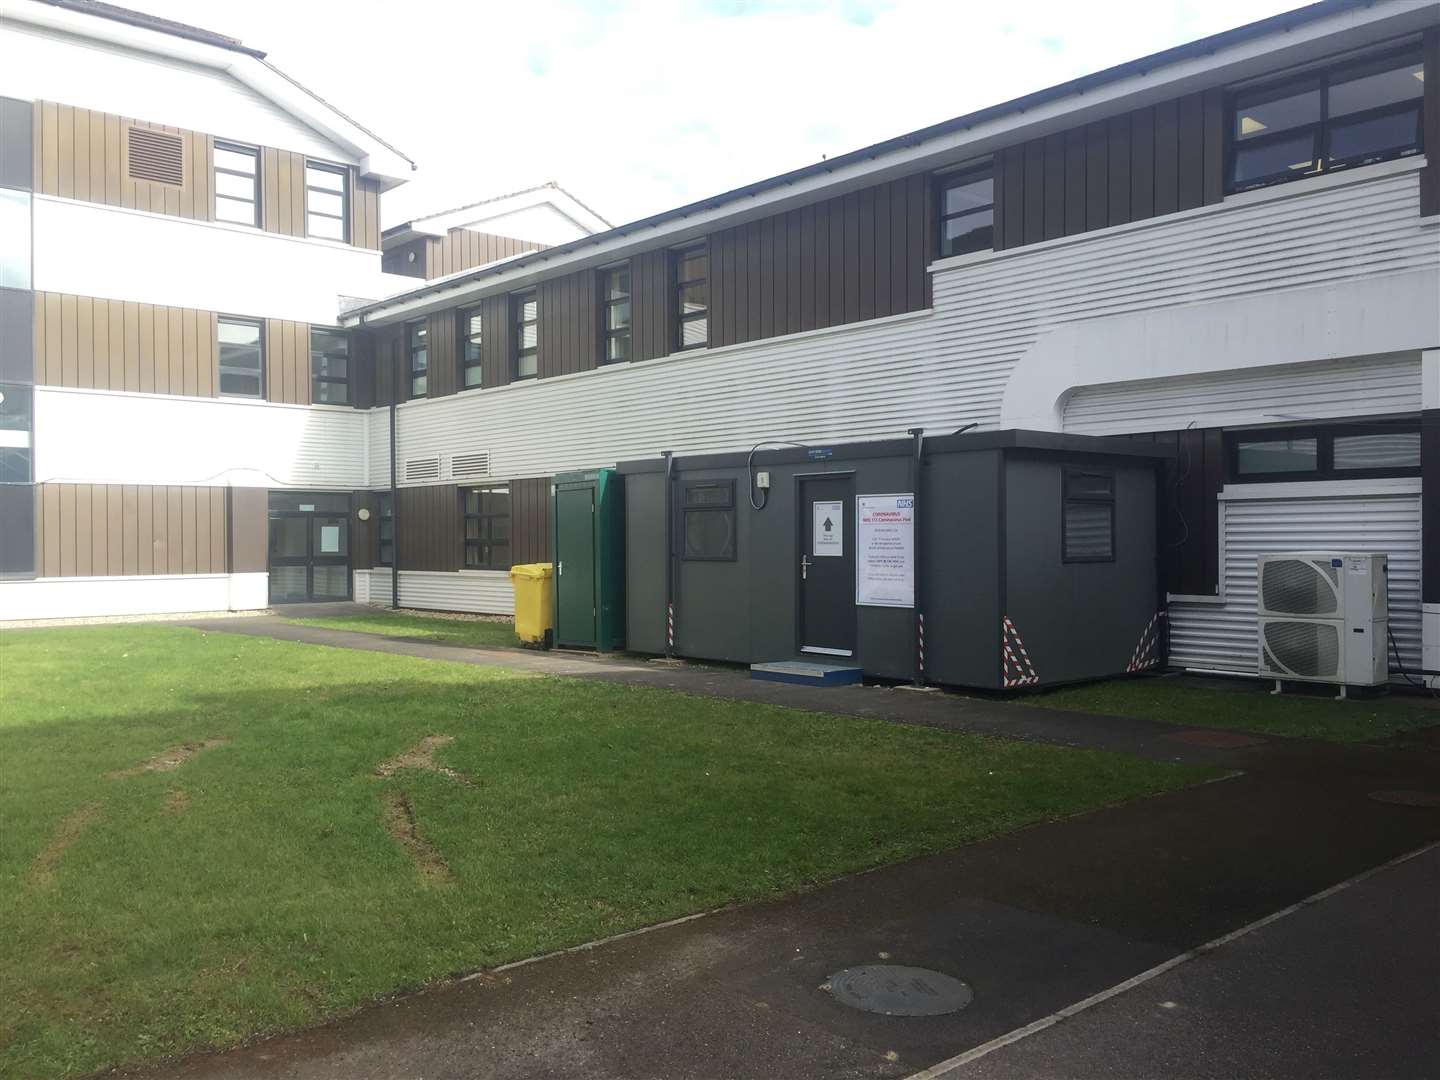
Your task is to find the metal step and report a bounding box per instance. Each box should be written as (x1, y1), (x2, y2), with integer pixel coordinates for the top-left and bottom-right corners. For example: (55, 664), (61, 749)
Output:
(750, 660), (864, 686)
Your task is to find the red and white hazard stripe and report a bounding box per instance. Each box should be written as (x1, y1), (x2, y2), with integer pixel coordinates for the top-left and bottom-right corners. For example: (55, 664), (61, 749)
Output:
(1001, 615), (1039, 688)
(1126, 609), (1167, 672)
(667, 601), (675, 650)
(918, 612), (926, 677)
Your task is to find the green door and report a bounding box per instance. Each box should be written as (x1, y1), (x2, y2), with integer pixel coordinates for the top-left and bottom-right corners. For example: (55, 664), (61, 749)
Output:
(555, 485), (597, 647)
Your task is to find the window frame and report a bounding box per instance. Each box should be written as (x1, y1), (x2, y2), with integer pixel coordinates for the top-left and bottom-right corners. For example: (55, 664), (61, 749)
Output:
(1226, 44), (1425, 195)
(308, 326), (350, 405)
(460, 306), (484, 389)
(513, 290), (538, 380)
(461, 485), (511, 570)
(601, 264), (632, 365)
(1061, 467), (1116, 565)
(935, 163), (995, 259)
(213, 140), (260, 229)
(680, 479), (737, 562)
(406, 319), (428, 399)
(1226, 421), (1422, 483)
(674, 244), (708, 352)
(304, 159), (350, 243)
(216, 315), (265, 400)
(375, 491), (394, 567)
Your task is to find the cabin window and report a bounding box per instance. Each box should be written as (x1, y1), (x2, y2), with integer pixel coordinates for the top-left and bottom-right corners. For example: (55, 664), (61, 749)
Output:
(213, 142), (260, 227)
(936, 165), (994, 257)
(682, 480), (736, 561)
(1062, 469), (1115, 563)
(217, 316), (264, 399)
(513, 291), (538, 379)
(675, 246), (708, 351)
(1229, 47), (1424, 193)
(602, 266), (632, 364)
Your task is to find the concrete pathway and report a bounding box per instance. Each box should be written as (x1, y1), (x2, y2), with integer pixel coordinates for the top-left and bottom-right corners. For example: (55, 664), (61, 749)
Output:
(180, 611), (1258, 765)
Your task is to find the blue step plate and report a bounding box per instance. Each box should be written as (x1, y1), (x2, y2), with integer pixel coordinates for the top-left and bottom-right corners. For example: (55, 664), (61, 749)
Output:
(750, 660), (864, 686)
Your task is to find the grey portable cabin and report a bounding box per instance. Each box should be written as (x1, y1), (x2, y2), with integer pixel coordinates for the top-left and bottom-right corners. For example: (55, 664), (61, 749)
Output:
(617, 430), (1170, 690)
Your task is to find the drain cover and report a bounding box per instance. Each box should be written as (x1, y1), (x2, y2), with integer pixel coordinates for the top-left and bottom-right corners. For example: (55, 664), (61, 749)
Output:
(1368, 789), (1440, 807)
(826, 965), (973, 1017)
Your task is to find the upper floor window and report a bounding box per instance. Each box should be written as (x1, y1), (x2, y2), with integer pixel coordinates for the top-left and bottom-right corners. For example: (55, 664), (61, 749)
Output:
(1229, 47), (1424, 193)
(218, 316), (264, 399)
(462, 485), (511, 570)
(0, 188), (29, 289)
(407, 320), (428, 398)
(376, 491), (394, 567)
(602, 265), (631, 364)
(514, 291), (538, 379)
(1229, 422), (1421, 482)
(675, 245), (707, 351)
(310, 327), (350, 405)
(305, 161), (349, 242)
(462, 308), (484, 388)
(937, 166), (993, 258)
(214, 142), (260, 228)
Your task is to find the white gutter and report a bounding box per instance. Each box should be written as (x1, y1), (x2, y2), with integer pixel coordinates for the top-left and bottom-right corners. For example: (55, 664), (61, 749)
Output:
(345, 0), (1437, 327)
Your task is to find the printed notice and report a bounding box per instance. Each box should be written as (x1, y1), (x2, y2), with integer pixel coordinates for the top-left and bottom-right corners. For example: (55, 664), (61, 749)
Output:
(856, 494), (914, 608)
(319, 525), (341, 554)
(813, 500), (843, 556)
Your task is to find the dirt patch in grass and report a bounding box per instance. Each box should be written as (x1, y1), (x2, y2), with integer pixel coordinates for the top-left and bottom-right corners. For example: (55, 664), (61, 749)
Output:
(380, 789), (454, 885)
(164, 790), (191, 814)
(107, 738), (229, 779)
(374, 734), (473, 786)
(30, 802), (102, 888)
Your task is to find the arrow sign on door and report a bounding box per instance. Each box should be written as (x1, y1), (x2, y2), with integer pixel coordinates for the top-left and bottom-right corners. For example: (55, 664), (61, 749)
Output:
(813, 500), (843, 556)
(823, 517), (833, 532)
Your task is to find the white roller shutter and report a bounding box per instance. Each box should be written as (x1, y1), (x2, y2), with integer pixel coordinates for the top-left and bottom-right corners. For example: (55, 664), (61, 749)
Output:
(1169, 485), (1421, 679)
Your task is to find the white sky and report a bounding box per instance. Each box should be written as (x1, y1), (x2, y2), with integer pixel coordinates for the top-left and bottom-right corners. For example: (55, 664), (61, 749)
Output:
(144, 0), (1310, 230)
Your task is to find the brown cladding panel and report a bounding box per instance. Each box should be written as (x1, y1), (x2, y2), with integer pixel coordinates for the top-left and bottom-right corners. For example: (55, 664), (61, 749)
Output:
(480, 294), (512, 388)
(230, 487), (268, 573)
(37, 483), (232, 577)
(351, 491), (376, 571)
(1176, 92), (1206, 211)
(630, 248), (671, 364)
(509, 477), (553, 565)
(397, 484), (460, 571)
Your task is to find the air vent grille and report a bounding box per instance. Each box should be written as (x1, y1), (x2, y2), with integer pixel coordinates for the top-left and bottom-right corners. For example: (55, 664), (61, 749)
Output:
(449, 451), (491, 480)
(1261, 558), (1338, 616)
(126, 127), (184, 187)
(1261, 619), (1340, 678)
(403, 456), (440, 482)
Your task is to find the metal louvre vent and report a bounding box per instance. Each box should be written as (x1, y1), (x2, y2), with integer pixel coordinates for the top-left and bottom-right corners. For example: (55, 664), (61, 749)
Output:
(126, 127), (184, 186)
(1261, 619), (1341, 678)
(1261, 559), (1339, 616)
(403, 456), (440, 482)
(449, 451), (491, 480)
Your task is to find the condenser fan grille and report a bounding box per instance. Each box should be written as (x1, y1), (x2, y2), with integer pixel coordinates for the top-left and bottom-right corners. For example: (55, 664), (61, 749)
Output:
(1262, 559), (1339, 616)
(1263, 620), (1340, 678)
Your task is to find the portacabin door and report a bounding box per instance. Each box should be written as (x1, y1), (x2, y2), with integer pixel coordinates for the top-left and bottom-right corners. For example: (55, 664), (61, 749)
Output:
(798, 475), (856, 656)
(555, 484), (597, 647)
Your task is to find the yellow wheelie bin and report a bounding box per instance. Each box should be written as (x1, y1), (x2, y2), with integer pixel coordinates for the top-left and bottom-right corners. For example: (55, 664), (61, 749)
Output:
(509, 563), (554, 647)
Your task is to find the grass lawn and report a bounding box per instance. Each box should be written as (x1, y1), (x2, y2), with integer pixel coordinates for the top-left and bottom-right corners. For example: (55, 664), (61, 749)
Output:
(286, 609), (519, 649)
(3, 626), (1214, 1078)
(1028, 674), (1440, 743)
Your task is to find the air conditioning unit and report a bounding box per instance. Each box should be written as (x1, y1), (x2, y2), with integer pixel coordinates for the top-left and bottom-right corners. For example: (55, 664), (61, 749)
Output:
(1257, 553), (1388, 694)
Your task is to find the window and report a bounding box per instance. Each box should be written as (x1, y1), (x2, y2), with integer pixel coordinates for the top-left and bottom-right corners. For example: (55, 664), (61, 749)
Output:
(0, 384), (31, 484)
(1062, 469), (1114, 563)
(214, 142), (259, 227)
(461, 308), (484, 388)
(513, 291), (538, 379)
(937, 166), (994, 257)
(217, 316), (264, 398)
(675, 245), (707, 350)
(1230, 423), (1421, 481)
(0, 188), (29, 289)
(305, 161), (349, 241)
(602, 265), (631, 364)
(309, 328), (349, 405)
(462, 486), (511, 569)
(375, 491), (394, 567)
(407, 320), (428, 398)
(1229, 47), (1424, 193)
(682, 480), (736, 561)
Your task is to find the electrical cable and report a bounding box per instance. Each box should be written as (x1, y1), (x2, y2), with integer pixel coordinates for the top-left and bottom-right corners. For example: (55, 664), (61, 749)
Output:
(746, 440), (810, 510)
(1165, 420), (1194, 549)
(1387, 624), (1436, 694)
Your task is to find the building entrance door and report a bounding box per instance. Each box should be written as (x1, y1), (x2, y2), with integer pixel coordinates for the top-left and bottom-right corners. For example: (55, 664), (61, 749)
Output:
(798, 475), (855, 656)
(268, 492), (351, 603)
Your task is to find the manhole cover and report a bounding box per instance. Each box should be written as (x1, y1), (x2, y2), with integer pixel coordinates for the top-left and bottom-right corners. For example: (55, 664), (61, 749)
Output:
(825, 965), (973, 1017)
(1368, 789), (1440, 807)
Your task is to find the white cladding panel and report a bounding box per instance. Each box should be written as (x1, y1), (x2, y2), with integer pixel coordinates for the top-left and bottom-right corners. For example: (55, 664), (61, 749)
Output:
(0, 572), (268, 621)
(33, 197), (395, 325)
(33, 387), (368, 489)
(1063, 354), (1423, 435)
(383, 168), (1437, 486)
(0, 22), (351, 162)
(1169, 488), (1421, 677)
(353, 570), (514, 616)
